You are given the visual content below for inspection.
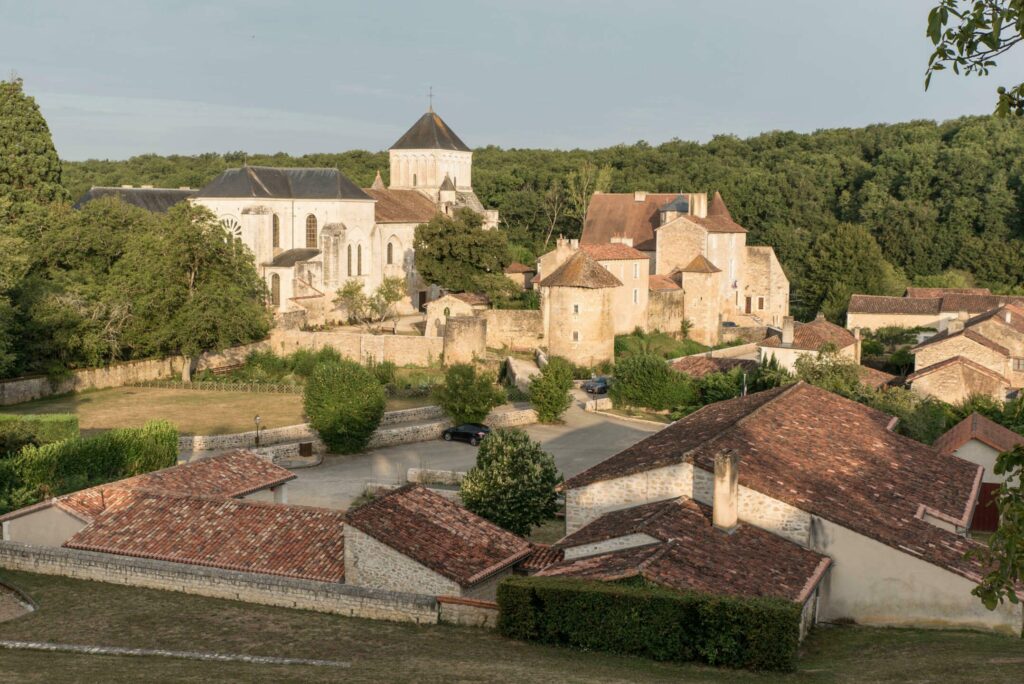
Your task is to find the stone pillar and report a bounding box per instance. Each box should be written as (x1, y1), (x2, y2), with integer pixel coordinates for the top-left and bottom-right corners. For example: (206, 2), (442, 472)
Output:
(781, 316), (795, 346)
(713, 450), (740, 532)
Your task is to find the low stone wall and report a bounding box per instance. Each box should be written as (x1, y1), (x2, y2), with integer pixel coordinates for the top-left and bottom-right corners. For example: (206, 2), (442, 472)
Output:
(0, 357), (185, 407)
(269, 330), (443, 367)
(195, 341), (273, 372)
(367, 420), (448, 449)
(708, 342), (759, 359)
(407, 468), (466, 486)
(0, 541), (437, 624)
(437, 596), (499, 628)
(487, 406), (538, 428)
(480, 310), (543, 351)
(584, 397), (613, 412)
(379, 405), (444, 427)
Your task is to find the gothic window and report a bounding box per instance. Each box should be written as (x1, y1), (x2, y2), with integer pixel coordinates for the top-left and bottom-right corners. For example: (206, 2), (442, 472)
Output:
(633, 288), (639, 305)
(443, 307), (451, 317)
(347, 245), (353, 276)
(272, 214), (280, 248)
(357, 244), (363, 275)
(220, 217), (242, 240)
(305, 214), (317, 248)
(270, 274), (280, 306)
(572, 331), (580, 342)
(386, 242), (394, 265)
(413, 173), (417, 187)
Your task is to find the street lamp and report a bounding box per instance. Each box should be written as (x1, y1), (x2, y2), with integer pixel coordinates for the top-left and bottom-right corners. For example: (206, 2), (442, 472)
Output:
(254, 414), (261, 448)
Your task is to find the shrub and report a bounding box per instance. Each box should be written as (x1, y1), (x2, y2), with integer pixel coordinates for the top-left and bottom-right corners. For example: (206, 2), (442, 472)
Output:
(0, 414), (79, 457)
(304, 359), (386, 454)
(530, 363), (573, 423)
(368, 359), (397, 386)
(610, 354), (698, 411)
(497, 576), (801, 672)
(433, 364), (505, 424)
(460, 428), (561, 535)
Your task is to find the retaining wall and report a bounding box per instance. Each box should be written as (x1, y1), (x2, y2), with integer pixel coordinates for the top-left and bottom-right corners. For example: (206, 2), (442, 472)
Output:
(480, 310), (543, 351)
(437, 596), (500, 628)
(0, 357), (184, 407)
(269, 330), (443, 367)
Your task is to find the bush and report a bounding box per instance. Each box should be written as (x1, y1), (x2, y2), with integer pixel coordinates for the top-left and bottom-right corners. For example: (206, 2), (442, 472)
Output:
(0, 414), (79, 457)
(460, 428), (561, 535)
(529, 363), (573, 423)
(497, 576), (801, 672)
(610, 354), (698, 411)
(368, 359), (397, 386)
(433, 364), (505, 424)
(304, 359), (386, 454)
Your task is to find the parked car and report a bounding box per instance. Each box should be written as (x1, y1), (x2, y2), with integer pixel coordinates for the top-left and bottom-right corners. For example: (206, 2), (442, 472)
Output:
(582, 376), (611, 394)
(442, 423), (491, 446)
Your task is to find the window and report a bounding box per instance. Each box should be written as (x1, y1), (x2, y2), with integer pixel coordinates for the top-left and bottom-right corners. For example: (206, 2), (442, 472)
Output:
(1015, 358), (1024, 372)
(633, 288), (639, 304)
(573, 303), (580, 315)
(572, 331), (580, 342)
(386, 242), (394, 265)
(305, 215), (317, 248)
(443, 307), (451, 317)
(357, 244), (363, 275)
(220, 217), (242, 239)
(758, 296), (765, 310)
(272, 214), (280, 248)
(413, 173), (417, 187)
(347, 245), (353, 276)
(270, 274), (280, 306)
(633, 263), (639, 279)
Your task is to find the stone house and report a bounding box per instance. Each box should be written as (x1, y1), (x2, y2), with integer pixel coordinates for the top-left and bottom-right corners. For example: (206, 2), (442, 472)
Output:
(757, 315), (860, 372)
(343, 485), (532, 600)
(557, 382), (1022, 635)
(503, 262), (536, 290)
(846, 288), (1024, 333)
(424, 292), (489, 338)
(0, 451), (294, 548)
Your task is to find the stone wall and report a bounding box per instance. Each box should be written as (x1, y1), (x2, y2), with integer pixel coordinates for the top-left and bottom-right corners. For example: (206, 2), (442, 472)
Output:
(544, 286), (615, 367)
(845, 312), (944, 332)
(584, 397), (613, 412)
(443, 316), (486, 365)
(910, 364), (1008, 405)
(646, 289), (686, 335)
(505, 357), (541, 393)
(480, 310), (543, 351)
(0, 356), (185, 407)
(407, 468), (466, 486)
(269, 330), (444, 367)
(437, 596), (499, 628)
(0, 541), (438, 624)
(425, 295), (475, 338)
(344, 525), (462, 597)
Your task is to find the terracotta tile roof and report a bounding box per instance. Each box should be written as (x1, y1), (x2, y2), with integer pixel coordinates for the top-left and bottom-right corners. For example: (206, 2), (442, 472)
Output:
(670, 355), (757, 379)
(517, 544), (565, 573)
(857, 365), (897, 389)
(648, 274), (681, 291)
(450, 292), (490, 306)
(54, 451), (295, 522)
(580, 243), (648, 261)
(912, 328), (1010, 357)
(938, 294), (1024, 313)
(64, 491), (346, 582)
(761, 318), (856, 351)
(344, 485), (532, 587)
(538, 251), (622, 290)
(503, 261), (535, 274)
(686, 215), (748, 235)
(581, 192), (680, 251)
(707, 191), (732, 220)
(906, 355), (1009, 384)
(562, 383), (990, 584)
(362, 188), (438, 223)
(905, 287), (992, 298)
(679, 254), (721, 274)
(543, 498), (830, 602)
(848, 295), (942, 315)
(933, 412), (1024, 456)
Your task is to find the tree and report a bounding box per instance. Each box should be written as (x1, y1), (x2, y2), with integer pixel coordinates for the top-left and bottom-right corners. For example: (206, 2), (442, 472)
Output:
(433, 364), (506, 424)
(335, 276), (405, 331)
(459, 428), (561, 535)
(110, 204), (272, 380)
(610, 354), (698, 411)
(565, 161), (613, 229)
(529, 362), (573, 423)
(0, 78), (67, 217)
(541, 178), (567, 248)
(970, 444), (1024, 609)
(926, 1), (1024, 115)
(414, 208), (517, 301)
(303, 359), (385, 454)
(793, 345), (865, 399)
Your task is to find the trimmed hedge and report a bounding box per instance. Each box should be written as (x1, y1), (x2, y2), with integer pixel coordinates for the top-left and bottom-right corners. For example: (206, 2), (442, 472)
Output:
(0, 414), (79, 457)
(496, 576), (802, 672)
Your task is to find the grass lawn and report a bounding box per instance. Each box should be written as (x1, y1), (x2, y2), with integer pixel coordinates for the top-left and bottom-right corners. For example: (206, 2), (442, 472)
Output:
(0, 570), (1021, 683)
(528, 517), (566, 544)
(603, 406), (674, 424)
(0, 387), (435, 436)
(615, 331), (708, 361)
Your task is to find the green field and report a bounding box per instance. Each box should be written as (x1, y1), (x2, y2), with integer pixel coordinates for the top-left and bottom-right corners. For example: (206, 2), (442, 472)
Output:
(0, 570), (1021, 683)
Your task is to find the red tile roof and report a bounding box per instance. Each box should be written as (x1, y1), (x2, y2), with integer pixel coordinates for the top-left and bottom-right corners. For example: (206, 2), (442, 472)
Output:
(538, 251), (622, 289)
(933, 413), (1024, 456)
(450, 292), (490, 306)
(938, 294), (1024, 313)
(581, 192), (680, 251)
(580, 243), (648, 261)
(848, 295), (942, 316)
(857, 365), (897, 389)
(562, 382), (989, 584)
(64, 491), (346, 582)
(905, 287), (992, 298)
(670, 355), (757, 379)
(517, 544), (565, 573)
(53, 451), (295, 522)
(345, 485), (532, 587)
(760, 318), (856, 351)
(912, 328), (1010, 357)
(679, 254), (721, 274)
(362, 188), (438, 223)
(906, 355), (1008, 384)
(648, 274), (681, 291)
(543, 498), (830, 602)
(503, 261), (535, 274)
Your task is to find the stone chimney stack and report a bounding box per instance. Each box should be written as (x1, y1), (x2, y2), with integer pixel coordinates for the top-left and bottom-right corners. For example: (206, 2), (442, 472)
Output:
(634, 190), (647, 202)
(713, 450), (740, 533)
(781, 316), (795, 346)
(1005, 309), (1013, 325)
(853, 328), (862, 365)
(689, 192), (708, 218)
(610, 234), (634, 248)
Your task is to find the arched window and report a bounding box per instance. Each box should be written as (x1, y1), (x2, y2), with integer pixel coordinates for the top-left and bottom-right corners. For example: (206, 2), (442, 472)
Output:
(270, 274), (280, 306)
(305, 214), (317, 249)
(347, 245), (353, 276)
(272, 214), (280, 248)
(220, 217), (242, 240)
(413, 173), (417, 187)
(357, 244), (363, 275)
(386, 242), (394, 265)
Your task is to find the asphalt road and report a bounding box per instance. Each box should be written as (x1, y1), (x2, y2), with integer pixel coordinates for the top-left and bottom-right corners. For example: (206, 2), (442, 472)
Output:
(285, 393), (662, 511)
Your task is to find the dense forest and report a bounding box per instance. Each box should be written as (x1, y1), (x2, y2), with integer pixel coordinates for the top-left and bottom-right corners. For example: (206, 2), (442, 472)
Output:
(63, 115), (1024, 319)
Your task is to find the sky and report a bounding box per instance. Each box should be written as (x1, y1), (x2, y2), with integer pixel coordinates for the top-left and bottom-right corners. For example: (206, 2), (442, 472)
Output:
(2, 0), (1022, 160)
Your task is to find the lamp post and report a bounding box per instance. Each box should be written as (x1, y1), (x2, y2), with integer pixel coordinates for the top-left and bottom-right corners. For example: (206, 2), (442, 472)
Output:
(254, 414), (261, 448)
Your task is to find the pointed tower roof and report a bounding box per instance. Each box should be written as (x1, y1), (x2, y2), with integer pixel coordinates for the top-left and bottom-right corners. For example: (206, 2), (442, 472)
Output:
(371, 169), (385, 190)
(390, 111), (470, 152)
(707, 191), (732, 220)
(439, 173), (456, 191)
(539, 251), (622, 289)
(680, 254), (722, 274)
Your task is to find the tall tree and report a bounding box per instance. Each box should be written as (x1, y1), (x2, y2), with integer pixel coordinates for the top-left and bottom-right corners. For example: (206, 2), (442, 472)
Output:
(414, 208), (517, 300)
(565, 161), (613, 227)
(971, 444), (1024, 610)
(0, 78), (67, 216)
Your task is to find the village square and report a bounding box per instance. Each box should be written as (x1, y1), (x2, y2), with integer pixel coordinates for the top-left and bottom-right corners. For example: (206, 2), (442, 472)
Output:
(2, 2), (1024, 682)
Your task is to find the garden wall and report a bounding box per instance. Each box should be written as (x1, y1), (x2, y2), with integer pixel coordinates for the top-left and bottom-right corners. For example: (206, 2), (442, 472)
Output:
(0, 541), (437, 624)
(268, 330), (443, 367)
(480, 310), (543, 351)
(0, 357), (185, 407)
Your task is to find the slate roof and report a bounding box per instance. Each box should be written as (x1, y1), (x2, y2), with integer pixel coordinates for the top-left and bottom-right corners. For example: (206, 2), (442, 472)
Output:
(74, 186), (195, 213)
(659, 194), (689, 213)
(648, 274), (681, 291)
(64, 491), (346, 582)
(761, 318), (856, 351)
(543, 497), (830, 602)
(390, 111), (471, 152)
(538, 251), (622, 289)
(264, 248), (320, 268)
(906, 355), (1009, 384)
(504, 262), (535, 274)
(679, 254), (721, 274)
(670, 355), (757, 379)
(362, 188), (438, 223)
(345, 485), (532, 587)
(561, 382), (990, 584)
(195, 166), (370, 200)
(933, 412), (1024, 456)
(580, 243), (648, 261)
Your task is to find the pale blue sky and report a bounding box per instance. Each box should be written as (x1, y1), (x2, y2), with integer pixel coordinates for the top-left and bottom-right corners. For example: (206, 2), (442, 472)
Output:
(1, 0), (1021, 160)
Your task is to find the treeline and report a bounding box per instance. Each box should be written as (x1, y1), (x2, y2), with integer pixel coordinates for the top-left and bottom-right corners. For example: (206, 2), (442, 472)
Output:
(64, 115), (1024, 319)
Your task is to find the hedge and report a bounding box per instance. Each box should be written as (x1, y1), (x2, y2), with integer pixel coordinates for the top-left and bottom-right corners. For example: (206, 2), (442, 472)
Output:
(0, 414), (79, 457)
(496, 576), (802, 672)
(303, 360), (385, 454)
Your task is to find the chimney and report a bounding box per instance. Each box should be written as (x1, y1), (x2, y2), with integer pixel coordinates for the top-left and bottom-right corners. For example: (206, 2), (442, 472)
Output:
(634, 190), (647, 202)
(689, 192), (708, 218)
(713, 450), (740, 532)
(610, 234), (634, 247)
(1005, 310), (1013, 324)
(853, 328), (862, 365)
(569, 238), (579, 250)
(781, 316), (794, 346)
(958, 310), (969, 321)
(947, 318), (965, 334)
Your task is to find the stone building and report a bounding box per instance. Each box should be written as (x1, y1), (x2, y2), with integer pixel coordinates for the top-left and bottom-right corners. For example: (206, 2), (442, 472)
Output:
(557, 382), (1023, 635)
(343, 485), (532, 600)
(846, 288), (1024, 333)
(538, 250), (620, 366)
(757, 314), (860, 372)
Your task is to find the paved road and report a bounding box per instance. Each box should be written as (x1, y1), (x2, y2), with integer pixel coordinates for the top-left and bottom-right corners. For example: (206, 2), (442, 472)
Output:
(285, 392), (662, 511)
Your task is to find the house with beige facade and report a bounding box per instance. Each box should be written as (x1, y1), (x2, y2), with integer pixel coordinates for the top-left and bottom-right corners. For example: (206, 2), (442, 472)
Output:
(756, 315), (861, 372)
(556, 382), (1022, 635)
(846, 288), (1024, 333)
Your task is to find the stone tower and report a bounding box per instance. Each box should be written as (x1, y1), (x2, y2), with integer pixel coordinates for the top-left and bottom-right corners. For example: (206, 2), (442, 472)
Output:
(538, 251), (621, 366)
(678, 254), (723, 347)
(388, 109), (473, 194)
